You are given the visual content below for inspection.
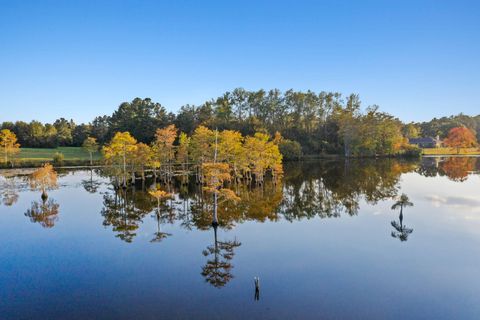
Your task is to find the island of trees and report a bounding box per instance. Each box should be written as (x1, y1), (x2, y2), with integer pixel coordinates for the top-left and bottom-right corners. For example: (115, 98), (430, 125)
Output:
(101, 125), (283, 189)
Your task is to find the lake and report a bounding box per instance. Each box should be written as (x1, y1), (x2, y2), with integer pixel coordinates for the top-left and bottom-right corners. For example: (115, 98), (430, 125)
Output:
(1, 157), (480, 319)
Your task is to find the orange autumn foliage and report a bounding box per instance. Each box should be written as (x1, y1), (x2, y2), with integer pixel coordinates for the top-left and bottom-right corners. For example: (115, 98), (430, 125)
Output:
(443, 127), (478, 153)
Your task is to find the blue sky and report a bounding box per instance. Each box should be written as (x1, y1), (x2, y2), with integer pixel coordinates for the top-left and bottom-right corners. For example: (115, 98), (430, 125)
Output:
(0, 0), (479, 123)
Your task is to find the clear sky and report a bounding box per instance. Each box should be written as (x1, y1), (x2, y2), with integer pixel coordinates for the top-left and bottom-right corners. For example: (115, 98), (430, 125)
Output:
(0, 0), (479, 124)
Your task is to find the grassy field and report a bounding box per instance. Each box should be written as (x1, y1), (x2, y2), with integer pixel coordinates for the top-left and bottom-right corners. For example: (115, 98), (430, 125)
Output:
(15, 147), (102, 162)
(422, 147), (480, 155)
(0, 147), (102, 168)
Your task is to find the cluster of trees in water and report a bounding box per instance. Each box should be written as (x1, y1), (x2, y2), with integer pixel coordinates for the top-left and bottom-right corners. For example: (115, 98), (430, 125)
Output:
(6, 89), (477, 157)
(101, 125), (283, 189)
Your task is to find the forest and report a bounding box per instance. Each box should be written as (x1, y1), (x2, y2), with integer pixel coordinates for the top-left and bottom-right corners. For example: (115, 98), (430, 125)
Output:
(1, 88), (479, 158)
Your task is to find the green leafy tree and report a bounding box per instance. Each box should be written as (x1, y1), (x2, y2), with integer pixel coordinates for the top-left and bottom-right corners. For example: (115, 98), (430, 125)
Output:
(109, 98), (171, 143)
(82, 137), (99, 165)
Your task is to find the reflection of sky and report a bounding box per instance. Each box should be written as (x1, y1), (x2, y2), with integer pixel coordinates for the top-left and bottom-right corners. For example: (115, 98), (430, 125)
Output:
(425, 195), (480, 209)
(401, 173), (480, 234)
(1, 169), (480, 319)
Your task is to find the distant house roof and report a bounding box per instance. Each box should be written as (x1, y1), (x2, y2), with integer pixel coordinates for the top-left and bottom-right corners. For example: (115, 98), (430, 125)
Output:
(409, 137), (441, 147)
(409, 137), (436, 144)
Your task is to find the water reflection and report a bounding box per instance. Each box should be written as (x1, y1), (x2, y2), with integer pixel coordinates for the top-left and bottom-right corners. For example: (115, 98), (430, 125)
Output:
(82, 169), (102, 193)
(280, 159), (416, 220)
(24, 199), (60, 228)
(254, 277), (260, 301)
(151, 210), (172, 243)
(1, 177), (19, 206)
(2, 157), (478, 238)
(0, 173), (29, 207)
(390, 194), (414, 242)
(150, 192), (174, 243)
(87, 156), (480, 244)
(3, 157), (480, 318)
(101, 188), (154, 243)
(417, 156), (479, 181)
(439, 157), (477, 182)
(201, 224), (241, 288)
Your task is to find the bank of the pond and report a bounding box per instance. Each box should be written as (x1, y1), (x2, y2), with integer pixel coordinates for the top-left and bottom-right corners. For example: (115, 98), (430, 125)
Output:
(422, 147), (480, 156)
(2, 150), (422, 168)
(297, 152), (421, 161)
(9, 147), (468, 169)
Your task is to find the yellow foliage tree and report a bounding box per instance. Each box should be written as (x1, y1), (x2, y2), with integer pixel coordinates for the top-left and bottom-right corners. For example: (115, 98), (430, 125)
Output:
(202, 161), (240, 226)
(190, 126), (215, 182)
(202, 162), (233, 192)
(0, 129), (20, 165)
(266, 138), (283, 181)
(176, 132), (191, 182)
(201, 128), (241, 226)
(30, 163), (58, 200)
(149, 188), (172, 210)
(103, 132), (137, 187)
(244, 133), (270, 184)
(152, 124), (178, 182)
(134, 142), (152, 180)
(244, 132), (283, 184)
(148, 186), (174, 242)
(218, 130), (247, 182)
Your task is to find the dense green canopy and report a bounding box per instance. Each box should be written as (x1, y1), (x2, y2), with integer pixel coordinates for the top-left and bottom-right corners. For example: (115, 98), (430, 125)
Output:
(2, 89), (478, 156)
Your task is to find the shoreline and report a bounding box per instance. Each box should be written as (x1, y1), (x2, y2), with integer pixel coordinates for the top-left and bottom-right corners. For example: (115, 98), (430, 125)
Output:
(3, 153), (479, 170)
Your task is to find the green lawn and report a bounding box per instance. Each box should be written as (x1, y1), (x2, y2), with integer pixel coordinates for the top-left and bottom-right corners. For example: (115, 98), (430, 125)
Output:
(422, 147), (480, 155)
(17, 147), (102, 162)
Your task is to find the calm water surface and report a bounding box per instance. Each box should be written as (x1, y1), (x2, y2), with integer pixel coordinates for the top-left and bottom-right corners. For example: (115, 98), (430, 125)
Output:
(1, 157), (480, 319)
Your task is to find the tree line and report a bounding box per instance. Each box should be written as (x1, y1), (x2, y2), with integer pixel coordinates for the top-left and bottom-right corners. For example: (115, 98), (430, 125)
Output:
(2, 89), (479, 156)
(403, 113), (480, 139)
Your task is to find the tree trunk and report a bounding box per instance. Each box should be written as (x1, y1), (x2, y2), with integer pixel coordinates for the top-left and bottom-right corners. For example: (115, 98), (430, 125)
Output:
(399, 206), (403, 225)
(212, 191), (218, 226)
(122, 153), (127, 188)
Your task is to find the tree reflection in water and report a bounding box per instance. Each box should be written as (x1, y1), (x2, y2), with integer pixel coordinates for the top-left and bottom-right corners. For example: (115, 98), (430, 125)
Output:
(150, 189), (174, 243)
(439, 157), (477, 182)
(101, 187), (154, 243)
(24, 199), (60, 228)
(390, 194), (414, 242)
(151, 210), (172, 243)
(10, 157), (480, 289)
(417, 156), (478, 181)
(10, 156), (476, 244)
(201, 224), (241, 288)
(391, 219), (413, 242)
(96, 159), (424, 243)
(280, 159), (416, 221)
(1, 176), (20, 206)
(82, 169), (102, 193)
(95, 157), (479, 245)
